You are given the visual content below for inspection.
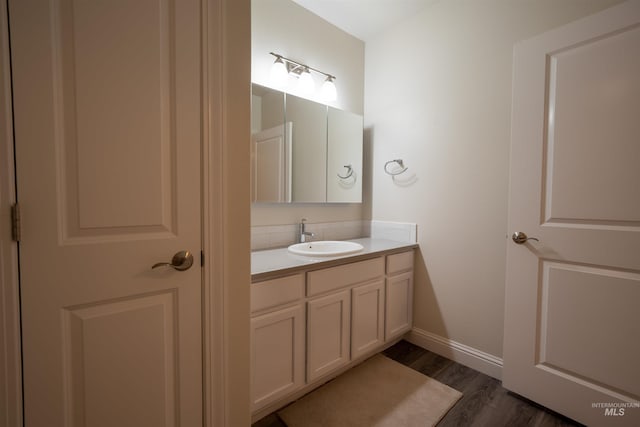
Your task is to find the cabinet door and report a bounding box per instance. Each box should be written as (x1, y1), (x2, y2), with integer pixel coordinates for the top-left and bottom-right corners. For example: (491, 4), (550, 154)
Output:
(251, 305), (304, 412)
(307, 290), (351, 382)
(351, 280), (385, 359)
(385, 271), (414, 340)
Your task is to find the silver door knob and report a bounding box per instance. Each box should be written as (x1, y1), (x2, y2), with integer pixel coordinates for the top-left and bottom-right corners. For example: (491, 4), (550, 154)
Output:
(152, 250), (194, 271)
(512, 232), (539, 245)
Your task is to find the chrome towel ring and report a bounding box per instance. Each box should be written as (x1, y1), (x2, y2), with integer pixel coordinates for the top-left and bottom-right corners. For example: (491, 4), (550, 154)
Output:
(384, 159), (408, 176)
(337, 164), (354, 179)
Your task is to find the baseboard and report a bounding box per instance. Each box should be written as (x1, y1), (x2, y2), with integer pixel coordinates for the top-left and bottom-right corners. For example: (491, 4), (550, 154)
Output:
(406, 327), (503, 380)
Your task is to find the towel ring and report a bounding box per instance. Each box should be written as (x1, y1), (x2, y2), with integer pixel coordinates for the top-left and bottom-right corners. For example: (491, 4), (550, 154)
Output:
(384, 159), (408, 176)
(337, 164), (354, 179)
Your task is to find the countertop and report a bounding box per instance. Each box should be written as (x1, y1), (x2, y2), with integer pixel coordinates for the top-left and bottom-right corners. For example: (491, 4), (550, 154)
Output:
(251, 238), (418, 282)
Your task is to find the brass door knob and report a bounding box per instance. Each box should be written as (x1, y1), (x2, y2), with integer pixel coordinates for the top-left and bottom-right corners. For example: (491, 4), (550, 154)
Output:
(512, 232), (539, 245)
(152, 251), (194, 271)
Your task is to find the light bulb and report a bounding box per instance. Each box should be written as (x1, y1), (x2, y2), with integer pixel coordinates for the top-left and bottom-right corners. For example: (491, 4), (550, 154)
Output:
(270, 57), (288, 87)
(298, 68), (315, 94)
(321, 77), (337, 101)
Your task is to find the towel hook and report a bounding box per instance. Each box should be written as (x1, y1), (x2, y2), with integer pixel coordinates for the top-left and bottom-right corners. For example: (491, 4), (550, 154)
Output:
(384, 159), (408, 176)
(337, 164), (354, 179)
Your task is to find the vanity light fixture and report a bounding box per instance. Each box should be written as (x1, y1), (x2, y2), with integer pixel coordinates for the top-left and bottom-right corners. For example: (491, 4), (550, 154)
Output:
(269, 52), (337, 101)
(321, 76), (337, 101)
(298, 67), (315, 94)
(269, 56), (288, 87)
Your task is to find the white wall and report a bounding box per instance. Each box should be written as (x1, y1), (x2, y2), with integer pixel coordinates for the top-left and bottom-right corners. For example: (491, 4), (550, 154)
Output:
(365, 0), (623, 358)
(251, 0), (366, 226)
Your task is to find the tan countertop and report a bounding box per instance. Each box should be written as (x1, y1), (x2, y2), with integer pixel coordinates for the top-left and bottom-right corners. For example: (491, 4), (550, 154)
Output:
(251, 238), (418, 282)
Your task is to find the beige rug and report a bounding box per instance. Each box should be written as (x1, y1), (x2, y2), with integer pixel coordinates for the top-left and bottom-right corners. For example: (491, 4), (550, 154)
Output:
(278, 354), (462, 427)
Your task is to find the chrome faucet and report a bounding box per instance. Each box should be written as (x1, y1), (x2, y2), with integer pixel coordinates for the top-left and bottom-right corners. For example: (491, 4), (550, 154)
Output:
(299, 218), (314, 243)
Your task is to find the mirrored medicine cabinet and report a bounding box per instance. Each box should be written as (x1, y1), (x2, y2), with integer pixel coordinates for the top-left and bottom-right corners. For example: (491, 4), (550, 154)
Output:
(251, 83), (363, 204)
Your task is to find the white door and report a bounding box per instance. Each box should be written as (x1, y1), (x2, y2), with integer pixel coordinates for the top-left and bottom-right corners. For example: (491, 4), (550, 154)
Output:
(504, 2), (640, 426)
(251, 123), (291, 203)
(10, 0), (203, 426)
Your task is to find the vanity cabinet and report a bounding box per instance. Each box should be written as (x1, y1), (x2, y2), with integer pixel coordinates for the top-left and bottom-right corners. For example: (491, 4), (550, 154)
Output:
(385, 251), (415, 340)
(250, 247), (414, 418)
(305, 257), (385, 380)
(250, 274), (305, 411)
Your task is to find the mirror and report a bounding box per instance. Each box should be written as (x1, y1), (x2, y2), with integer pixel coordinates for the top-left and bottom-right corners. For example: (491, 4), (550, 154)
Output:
(287, 94), (328, 203)
(251, 83), (363, 203)
(327, 107), (363, 203)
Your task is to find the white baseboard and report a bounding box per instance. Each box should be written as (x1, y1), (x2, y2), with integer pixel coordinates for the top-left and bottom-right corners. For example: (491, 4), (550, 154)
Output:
(406, 327), (503, 380)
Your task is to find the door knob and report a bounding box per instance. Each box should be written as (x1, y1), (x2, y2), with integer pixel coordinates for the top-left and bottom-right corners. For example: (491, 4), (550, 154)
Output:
(512, 232), (539, 245)
(152, 251), (194, 271)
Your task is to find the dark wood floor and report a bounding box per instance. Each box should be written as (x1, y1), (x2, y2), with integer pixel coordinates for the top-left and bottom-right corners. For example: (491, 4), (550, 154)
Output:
(253, 340), (582, 427)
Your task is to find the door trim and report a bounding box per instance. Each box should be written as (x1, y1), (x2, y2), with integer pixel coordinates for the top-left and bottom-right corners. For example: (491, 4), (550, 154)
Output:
(202, 1), (251, 426)
(0, 0), (23, 426)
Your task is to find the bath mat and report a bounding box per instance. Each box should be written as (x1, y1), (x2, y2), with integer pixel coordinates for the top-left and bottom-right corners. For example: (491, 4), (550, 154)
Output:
(278, 354), (462, 427)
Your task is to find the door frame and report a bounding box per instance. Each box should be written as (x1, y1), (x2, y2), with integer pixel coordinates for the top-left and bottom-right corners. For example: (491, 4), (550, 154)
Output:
(202, 0), (251, 426)
(0, 0), (252, 426)
(0, 1), (22, 425)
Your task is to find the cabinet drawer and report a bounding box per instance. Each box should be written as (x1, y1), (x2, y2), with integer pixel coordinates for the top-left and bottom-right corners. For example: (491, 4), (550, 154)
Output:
(251, 274), (304, 313)
(307, 257), (384, 297)
(386, 250), (414, 275)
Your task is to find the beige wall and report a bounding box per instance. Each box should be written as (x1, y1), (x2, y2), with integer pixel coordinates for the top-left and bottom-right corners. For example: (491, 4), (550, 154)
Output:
(251, 0), (366, 226)
(365, 0), (623, 358)
(252, 0), (364, 113)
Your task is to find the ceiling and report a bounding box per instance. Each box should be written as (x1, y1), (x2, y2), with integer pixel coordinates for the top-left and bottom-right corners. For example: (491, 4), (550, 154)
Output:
(292, 0), (437, 42)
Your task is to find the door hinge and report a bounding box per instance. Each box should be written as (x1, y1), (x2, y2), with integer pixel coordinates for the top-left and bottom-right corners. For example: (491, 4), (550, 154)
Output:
(11, 203), (21, 242)
(201, 250), (204, 267)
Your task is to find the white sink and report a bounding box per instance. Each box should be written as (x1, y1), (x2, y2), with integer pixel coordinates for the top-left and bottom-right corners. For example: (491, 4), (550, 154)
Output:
(288, 241), (364, 257)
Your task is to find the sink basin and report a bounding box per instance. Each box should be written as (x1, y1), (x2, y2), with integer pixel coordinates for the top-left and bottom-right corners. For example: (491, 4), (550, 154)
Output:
(288, 241), (364, 257)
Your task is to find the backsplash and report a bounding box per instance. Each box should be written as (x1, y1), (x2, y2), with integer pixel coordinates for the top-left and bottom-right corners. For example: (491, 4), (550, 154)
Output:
(370, 220), (417, 244)
(251, 220), (417, 251)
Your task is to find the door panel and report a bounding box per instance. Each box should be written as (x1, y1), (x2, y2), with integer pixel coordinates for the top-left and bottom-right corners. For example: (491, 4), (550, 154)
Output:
(67, 0), (174, 232)
(539, 263), (640, 396)
(504, 2), (640, 426)
(252, 123), (291, 203)
(544, 25), (640, 224)
(9, 0), (202, 425)
(63, 292), (178, 427)
(53, 0), (180, 240)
